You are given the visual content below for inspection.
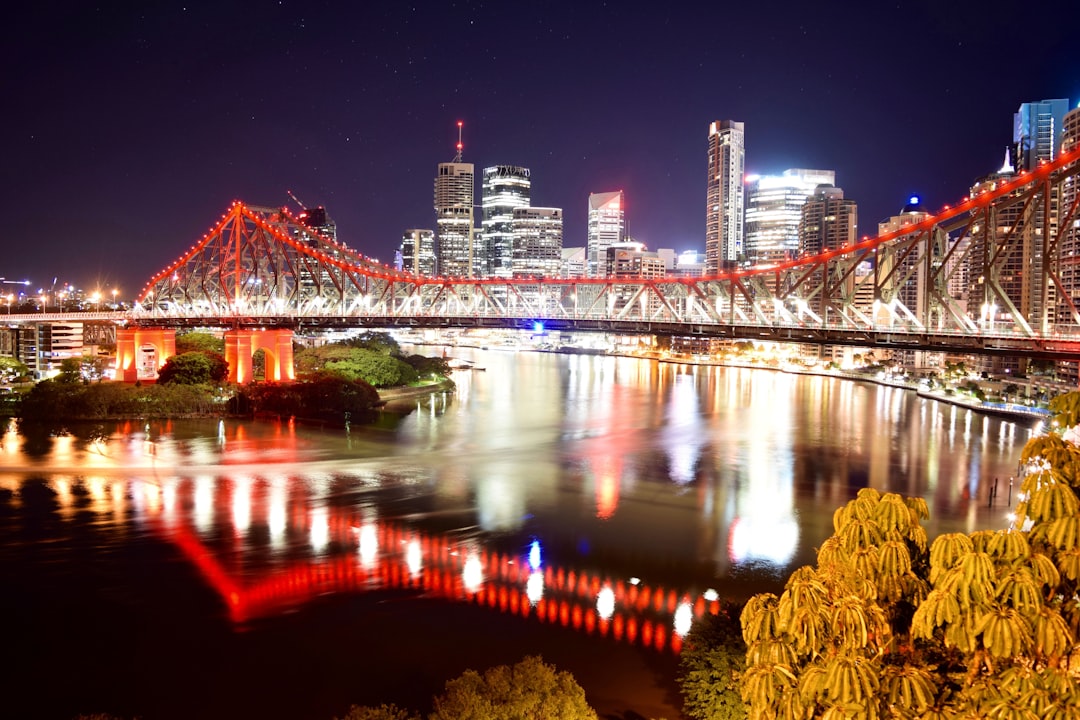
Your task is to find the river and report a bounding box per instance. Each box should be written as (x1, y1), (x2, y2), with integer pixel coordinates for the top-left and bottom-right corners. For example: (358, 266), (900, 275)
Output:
(0, 350), (1041, 719)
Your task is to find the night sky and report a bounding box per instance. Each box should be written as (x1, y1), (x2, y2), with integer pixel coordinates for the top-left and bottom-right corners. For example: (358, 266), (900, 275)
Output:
(4, 0), (1077, 298)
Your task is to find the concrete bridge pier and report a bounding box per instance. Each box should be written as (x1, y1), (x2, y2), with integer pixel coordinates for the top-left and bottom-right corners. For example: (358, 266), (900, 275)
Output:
(115, 327), (176, 382)
(224, 328), (295, 384)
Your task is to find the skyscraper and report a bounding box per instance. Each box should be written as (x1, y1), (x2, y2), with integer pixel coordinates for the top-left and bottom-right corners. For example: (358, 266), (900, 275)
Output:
(434, 123), (475, 278)
(400, 228), (436, 277)
(744, 168), (835, 265)
(511, 207), (563, 277)
(798, 184), (857, 256)
(1014, 98), (1070, 171)
(706, 120), (745, 273)
(481, 165), (531, 278)
(586, 190), (626, 277)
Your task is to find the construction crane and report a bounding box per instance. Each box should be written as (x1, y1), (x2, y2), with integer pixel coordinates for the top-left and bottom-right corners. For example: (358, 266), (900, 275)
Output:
(286, 189), (307, 213)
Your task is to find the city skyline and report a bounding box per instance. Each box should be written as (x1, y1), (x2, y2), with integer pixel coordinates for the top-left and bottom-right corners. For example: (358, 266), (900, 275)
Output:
(4, 1), (1077, 295)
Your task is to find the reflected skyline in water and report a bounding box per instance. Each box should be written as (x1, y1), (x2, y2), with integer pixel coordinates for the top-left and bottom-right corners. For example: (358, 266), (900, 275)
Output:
(1, 353), (1038, 652)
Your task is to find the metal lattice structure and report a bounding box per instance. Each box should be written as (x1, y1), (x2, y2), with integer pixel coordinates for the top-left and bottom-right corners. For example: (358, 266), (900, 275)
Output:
(133, 147), (1080, 359)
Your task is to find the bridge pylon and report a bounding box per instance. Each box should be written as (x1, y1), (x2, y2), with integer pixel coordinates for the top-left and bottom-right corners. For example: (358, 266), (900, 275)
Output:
(224, 328), (295, 384)
(115, 327), (176, 382)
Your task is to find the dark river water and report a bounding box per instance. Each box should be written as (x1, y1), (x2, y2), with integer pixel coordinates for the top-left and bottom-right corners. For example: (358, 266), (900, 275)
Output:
(0, 350), (1040, 719)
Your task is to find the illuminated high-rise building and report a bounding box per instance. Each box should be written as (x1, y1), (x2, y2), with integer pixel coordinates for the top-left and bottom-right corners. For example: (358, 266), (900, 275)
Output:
(586, 190), (626, 277)
(399, 229), (436, 277)
(511, 207), (563, 277)
(798, 184), (857, 256)
(481, 165), (531, 278)
(1014, 98), (1070, 171)
(744, 168), (835, 265)
(434, 122), (475, 277)
(706, 120), (745, 273)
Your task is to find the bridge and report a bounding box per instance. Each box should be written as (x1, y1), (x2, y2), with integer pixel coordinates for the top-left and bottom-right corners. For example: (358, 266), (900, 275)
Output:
(7, 145), (1080, 380)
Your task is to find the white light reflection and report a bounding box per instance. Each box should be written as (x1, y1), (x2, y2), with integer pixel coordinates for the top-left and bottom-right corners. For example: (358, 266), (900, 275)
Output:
(674, 601), (694, 637)
(526, 571), (545, 605)
(664, 373), (705, 484)
(231, 477), (252, 536)
(406, 539), (422, 576)
(528, 540), (542, 570)
(268, 483), (287, 549)
(463, 555), (483, 593)
(193, 476), (215, 533)
(309, 507), (329, 554)
(358, 524), (378, 568)
(596, 586), (615, 620)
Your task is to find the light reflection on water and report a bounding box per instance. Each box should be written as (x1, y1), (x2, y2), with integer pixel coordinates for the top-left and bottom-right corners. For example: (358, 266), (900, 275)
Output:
(0, 352), (1041, 654)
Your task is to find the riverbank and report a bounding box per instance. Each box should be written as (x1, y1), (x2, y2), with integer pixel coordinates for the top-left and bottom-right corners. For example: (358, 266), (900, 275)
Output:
(649, 354), (1052, 424)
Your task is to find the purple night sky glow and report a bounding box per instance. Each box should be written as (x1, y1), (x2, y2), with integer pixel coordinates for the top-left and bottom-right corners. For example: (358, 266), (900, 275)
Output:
(4, 0), (1077, 297)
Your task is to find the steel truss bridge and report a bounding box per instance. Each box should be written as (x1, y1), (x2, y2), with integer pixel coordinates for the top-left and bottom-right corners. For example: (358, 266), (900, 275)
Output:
(13, 146), (1080, 361)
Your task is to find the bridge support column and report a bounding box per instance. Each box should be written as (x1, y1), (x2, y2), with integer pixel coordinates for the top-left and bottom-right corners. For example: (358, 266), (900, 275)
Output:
(224, 328), (294, 384)
(115, 327), (176, 382)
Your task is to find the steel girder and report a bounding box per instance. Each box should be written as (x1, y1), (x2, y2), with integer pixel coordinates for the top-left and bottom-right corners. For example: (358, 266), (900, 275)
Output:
(133, 149), (1080, 351)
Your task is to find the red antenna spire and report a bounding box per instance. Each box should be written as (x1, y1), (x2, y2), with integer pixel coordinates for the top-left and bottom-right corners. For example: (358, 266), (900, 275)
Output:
(454, 120), (464, 162)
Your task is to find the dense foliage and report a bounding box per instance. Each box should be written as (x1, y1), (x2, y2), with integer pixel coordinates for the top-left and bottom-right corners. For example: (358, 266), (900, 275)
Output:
(17, 379), (224, 421)
(739, 391), (1080, 720)
(429, 655), (597, 720)
(679, 601), (747, 719)
(174, 330), (226, 355)
(294, 332), (450, 388)
(237, 371), (380, 422)
(156, 351), (229, 385)
(333, 705), (419, 720)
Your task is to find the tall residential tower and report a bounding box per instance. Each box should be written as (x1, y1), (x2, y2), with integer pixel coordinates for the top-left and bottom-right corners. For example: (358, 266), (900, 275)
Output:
(586, 190), (626, 277)
(434, 122), (475, 277)
(481, 165), (531, 278)
(706, 120), (745, 273)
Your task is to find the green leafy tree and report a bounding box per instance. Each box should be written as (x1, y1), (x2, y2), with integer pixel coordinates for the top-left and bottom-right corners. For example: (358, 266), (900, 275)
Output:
(340, 331), (401, 355)
(335, 704), (419, 720)
(57, 357), (83, 384)
(325, 350), (417, 388)
(429, 655), (597, 720)
(156, 351), (228, 385)
(0, 356), (29, 382)
(175, 330), (225, 354)
(679, 601), (747, 719)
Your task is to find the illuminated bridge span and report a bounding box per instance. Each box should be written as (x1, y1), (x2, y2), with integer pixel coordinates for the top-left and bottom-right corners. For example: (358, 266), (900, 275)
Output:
(9, 147), (1080, 378)
(129, 146), (1080, 360)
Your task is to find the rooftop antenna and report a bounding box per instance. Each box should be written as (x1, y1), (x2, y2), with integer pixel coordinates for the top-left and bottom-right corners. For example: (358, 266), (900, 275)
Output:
(453, 120), (464, 162)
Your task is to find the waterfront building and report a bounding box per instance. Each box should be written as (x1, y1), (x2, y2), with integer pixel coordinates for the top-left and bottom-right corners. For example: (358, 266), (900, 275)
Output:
(511, 207), (563, 277)
(586, 190), (626, 277)
(561, 246), (587, 278)
(604, 241), (665, 279)
(878, 198), (943, 370)
(674, 250), (706, 277)
(1055, 105), (1080, 384)
(1014, 98), (1070, 171)
(706, 120), (745, 273)
(481, 165), (532, 278)
(744, 169), (836, 266)
(400, 229), (436, 277)
(798, 184), (857, 256)
(435, 132), (476, 277)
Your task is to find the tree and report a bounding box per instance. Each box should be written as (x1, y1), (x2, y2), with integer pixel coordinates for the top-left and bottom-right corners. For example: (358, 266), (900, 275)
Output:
(740, 391), (1080, 720)
(156, 351), (228, 385)
(334, 704), (419, 720)
(429, 655), (597, 720)
(679, 601), (747, 719)
(0, 355), (29, 382)
(175, 330), (225, 354)
(57, 357), (83, 384)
